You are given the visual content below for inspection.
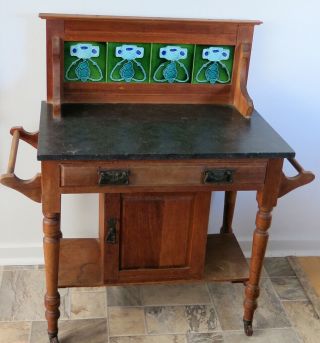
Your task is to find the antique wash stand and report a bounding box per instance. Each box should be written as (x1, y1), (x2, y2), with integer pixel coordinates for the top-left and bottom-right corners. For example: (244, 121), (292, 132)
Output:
(0, 14), (315, 342)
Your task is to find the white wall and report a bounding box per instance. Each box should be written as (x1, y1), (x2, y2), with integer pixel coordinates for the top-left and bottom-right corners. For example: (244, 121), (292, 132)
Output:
(0, 0), (319, 264)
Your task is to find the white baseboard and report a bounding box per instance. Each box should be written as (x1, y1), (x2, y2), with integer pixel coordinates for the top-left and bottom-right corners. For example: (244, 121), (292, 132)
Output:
(0, 240), (319, 266)
(0, 244), (43, 266)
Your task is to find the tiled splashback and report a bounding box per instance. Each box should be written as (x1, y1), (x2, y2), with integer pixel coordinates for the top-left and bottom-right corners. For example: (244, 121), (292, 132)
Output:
(64, 42), (234, 84)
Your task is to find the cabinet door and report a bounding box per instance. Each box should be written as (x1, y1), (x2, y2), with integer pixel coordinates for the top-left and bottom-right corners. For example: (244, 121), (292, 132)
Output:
(101, 192), (211, 283)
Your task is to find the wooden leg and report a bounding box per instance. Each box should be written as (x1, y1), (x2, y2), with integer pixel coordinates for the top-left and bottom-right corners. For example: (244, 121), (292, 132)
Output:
(220, 191), (237, 234)
(243, 158), (283, 336)
(43, 213), (62, 343)
(243, 205), (272, 336)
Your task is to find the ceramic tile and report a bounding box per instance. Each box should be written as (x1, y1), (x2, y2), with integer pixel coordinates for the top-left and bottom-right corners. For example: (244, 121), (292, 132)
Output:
(145, 305), (220, 334)
(110, 335), (186, 343)
(30, 319), (108, 343)
(186, 332), (224, 342)
(263, 257), (295, 277)
(70, 290), (106, 319)
(192, 45), (234, 84)
(0, 270), (69, 321)
(0, 322), (31, 343)
(151, 43), (194, 84)
(283, 301), (320, 343)
(223, 328), (301, 343)
(108, 307), (146, 336)
(107, 285), (142, 306)
(208, 278), (291, 330)
(64, 41), (107, 82)
(271, 277), (308, 301)
(141, 284), (211, 306)
(107, 42), (151, 83)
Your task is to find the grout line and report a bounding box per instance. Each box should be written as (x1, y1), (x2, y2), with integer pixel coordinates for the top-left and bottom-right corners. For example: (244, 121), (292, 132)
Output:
(28, 321), (33, 343)
(105, 42), (108, 82)
(149, 43), (153, 83)
(190, 44), (197, 83)
(280, 302), (305, 342)
(267, 277), (294, 328)
(109, 331), (223, 338)
(106, 290), (111, 343)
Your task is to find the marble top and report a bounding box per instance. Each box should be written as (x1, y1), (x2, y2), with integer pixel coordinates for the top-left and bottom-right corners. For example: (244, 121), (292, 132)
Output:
(37, 102), (295, 161)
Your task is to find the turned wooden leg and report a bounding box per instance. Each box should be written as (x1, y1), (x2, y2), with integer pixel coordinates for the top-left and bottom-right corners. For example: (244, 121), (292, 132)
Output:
(43, 213), (62, 343)
(243, 158), (283, 336)
(243, 205), (272, 336)
(220, 191), (237, 234)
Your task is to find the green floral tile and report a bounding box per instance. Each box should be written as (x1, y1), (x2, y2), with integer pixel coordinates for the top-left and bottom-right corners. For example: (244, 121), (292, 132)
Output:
(151, 44), (194, 83)
(107, 42), (151, 83)
(192, 45), (234, 84)
(64, 41), (107, 82)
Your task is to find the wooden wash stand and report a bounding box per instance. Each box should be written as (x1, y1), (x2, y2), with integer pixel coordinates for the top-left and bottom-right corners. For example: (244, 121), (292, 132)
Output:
(0, 14), (315, 342)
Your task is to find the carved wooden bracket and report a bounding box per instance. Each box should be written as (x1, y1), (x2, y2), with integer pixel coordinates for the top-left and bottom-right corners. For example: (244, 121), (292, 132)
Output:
(233, 43), (254, 118)
(0, 127), (42, 203)
(52, 36), (63, 119)
(9, 126), (39, 148)
(278, 158), (315, 198)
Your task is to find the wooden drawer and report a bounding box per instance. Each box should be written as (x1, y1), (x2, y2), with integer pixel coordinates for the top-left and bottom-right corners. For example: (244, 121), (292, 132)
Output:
(60, 160), (267, 188)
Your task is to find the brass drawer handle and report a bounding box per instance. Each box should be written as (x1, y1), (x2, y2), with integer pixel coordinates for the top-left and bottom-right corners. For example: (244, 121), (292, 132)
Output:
(99, 169), (130, 185)
(203, 169), (234, 184)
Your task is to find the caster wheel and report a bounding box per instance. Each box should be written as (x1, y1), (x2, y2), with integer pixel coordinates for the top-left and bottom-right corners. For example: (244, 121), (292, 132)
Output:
(243, 319), (253, 336)
(49, 335), (60, 343)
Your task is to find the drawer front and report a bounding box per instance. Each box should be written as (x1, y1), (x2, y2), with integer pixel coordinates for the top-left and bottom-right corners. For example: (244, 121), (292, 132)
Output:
(60, 160), (267, 188)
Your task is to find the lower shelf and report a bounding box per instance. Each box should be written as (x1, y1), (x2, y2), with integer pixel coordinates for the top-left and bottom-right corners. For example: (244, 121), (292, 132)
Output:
(204, 234), (249, 282)
(58, 238), (101, 288)
(58, 234), (249, 288)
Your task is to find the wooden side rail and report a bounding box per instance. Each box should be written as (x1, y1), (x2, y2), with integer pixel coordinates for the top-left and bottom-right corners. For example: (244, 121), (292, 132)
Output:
(278, 158), (315, 198)
(0, 127), (42, 203)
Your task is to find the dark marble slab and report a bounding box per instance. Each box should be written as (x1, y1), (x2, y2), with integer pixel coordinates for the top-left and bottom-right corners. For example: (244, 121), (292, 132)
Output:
(37, 102), (295, 161)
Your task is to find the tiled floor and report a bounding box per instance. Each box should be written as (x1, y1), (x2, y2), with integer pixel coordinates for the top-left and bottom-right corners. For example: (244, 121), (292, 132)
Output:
(0, 257), (319, 343)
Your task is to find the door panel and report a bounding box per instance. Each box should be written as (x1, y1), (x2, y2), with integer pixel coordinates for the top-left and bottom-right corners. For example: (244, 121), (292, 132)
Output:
(120, 193), (194, 270)
(101, 192), (211, 283)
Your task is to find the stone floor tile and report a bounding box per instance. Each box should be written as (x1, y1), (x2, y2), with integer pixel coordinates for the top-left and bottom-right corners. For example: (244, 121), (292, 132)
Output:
(73, 286), (107, 293)
(70, 290), (106, 319)
(0, 322), (31, 343)
(263, 257), (295, 277)
(107, 285), (142, 306)
(110, 335), (186, 343)
(2, 265), (37, 271)
(223, 328), (301, 342)
(208, 278), (290, 330)
(0, 270), (3, 288)
(30, 319), (108, 343)
(283, 301), (320, 343)
(141, 284), (211, 306)
(0, 270), (69, 321)
(271, 277), (308, 301)
(145, 305), (220, 334)
(186, 332), (224, 342)
(246, 259), (268, 278)
(108, 307), (146, 336)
